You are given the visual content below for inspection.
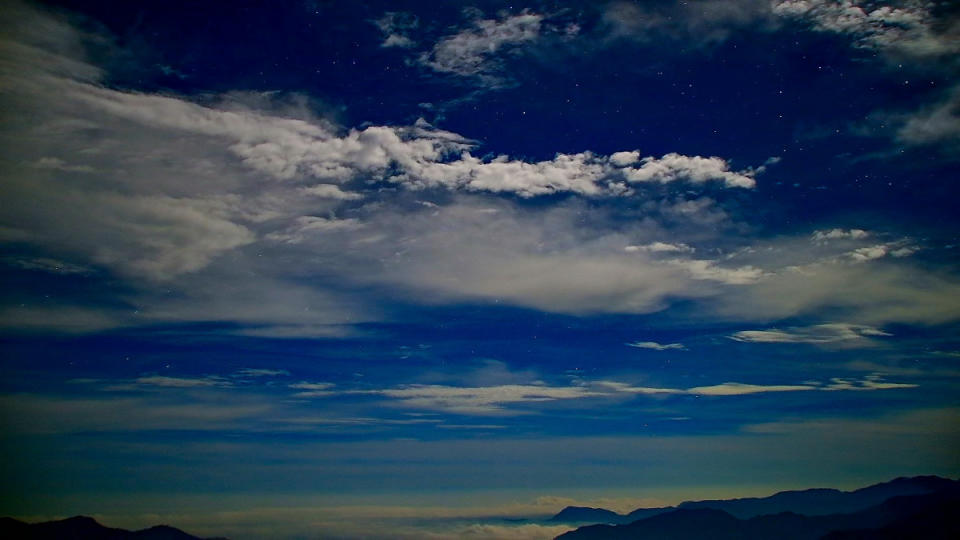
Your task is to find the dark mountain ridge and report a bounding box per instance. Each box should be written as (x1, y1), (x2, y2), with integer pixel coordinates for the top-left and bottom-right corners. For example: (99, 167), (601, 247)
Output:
(555, 478), (960, 540)
(0, 515), (224, 540)
(549, 475), (960, 524)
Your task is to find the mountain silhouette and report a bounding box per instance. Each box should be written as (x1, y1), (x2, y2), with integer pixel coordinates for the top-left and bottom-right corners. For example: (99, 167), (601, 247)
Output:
(555, 480), (960, 540)
(0, 515), (224, 540)
(549, 475), (960, 525)
(550, 507), (626, 524)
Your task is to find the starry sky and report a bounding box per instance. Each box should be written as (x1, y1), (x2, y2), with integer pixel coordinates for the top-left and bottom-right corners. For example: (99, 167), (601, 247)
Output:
(1, 1), (959, 538)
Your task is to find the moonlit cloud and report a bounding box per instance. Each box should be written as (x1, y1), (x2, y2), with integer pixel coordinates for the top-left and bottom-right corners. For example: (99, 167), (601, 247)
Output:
(686, 382), (816, 396)
(773, 0), (958, 56)
(897, 85), (960, 146)
(236, 369), (290, 378)
(626, 341), (687, 351)
(134, 375), (232, 388)
(811, 228), (870, 243)
(373, 12), (419, 49)
(2, 3), (958, 539)
(612, 152), (759, 188)
(418, 11), (544, 81)
(292, 375), (917, 414)
(730, 323), (892, 345)
(669, 258), (766, 284)
(625, 242), (694, 254)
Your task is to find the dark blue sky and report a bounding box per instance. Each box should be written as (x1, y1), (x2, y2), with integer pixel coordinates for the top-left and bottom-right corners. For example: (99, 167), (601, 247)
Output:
(1, 1), (959, 538)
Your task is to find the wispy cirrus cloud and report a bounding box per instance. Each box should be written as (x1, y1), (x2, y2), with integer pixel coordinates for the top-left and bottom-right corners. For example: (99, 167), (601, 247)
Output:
(235, 368), (290, 378)
(730, 323), (892, 345)
(895, 85), (960, 148)
(417, 11), (545, 83)
(625, 242), (694, 254)
(134, 375), (232, 388)
(626, 341), (687, 351)
(294, 375), (917, 415)
(373, 12), (419, 49)
(811, 228), (870, 243)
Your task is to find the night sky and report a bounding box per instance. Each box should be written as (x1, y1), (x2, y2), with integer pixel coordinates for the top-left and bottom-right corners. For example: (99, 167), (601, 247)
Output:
(1, 1), (959, 538)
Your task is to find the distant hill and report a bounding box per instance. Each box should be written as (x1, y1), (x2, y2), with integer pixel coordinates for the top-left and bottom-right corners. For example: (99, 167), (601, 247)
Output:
(548, 475), (960, 524)
(0, 515), (224, 540)
(550, 506), (625, 524)
(676, 475), (960, 519)
(555, 483), (960, 539)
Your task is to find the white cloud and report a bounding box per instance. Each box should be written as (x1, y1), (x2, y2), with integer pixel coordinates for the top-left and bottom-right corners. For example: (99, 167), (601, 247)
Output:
(811, 228), (869, 243)
(289, 382), (336, 390)
(772, 0), (957, 56)
(842, 241), (919, 263)
(847, 244), (889, 262)
(419, 12), (544, 79)
(297, 374), (917, 414)
(289, 381), (337, 397)
(626, 341), (687, 351)
(593, 381), (683, 395)
(618, 153), (757, 188)
(397, 150), (760, 197)
(730, 323), (892, 344)
(686, 382), (816, 396)
(609, 150), (641, 166)
(668, 258), (765, 284)
(301, 184), (364, 200)
(625, 242), (694, 254)
(361, 383), (604, 415)
(897, 85), (960, 146)
(50, 71), (760, 202)
(1, 0), (956, 338)
(135, 375), (232, 388)
(374, 12), (419, 48)
(265, 216), (362, 244)
(823, 375), (918, 391)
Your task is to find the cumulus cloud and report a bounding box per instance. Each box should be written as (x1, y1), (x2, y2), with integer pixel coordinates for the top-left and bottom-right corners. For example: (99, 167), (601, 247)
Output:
(841, 240), (920, 263)
(397, 150), (761, 196)
(626, 341), (687, 351)
(730, 323), (892, 345)
(1, 0), (957, 338)
(612, 152), (758, 188)
(773, 0), (958, 57)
